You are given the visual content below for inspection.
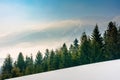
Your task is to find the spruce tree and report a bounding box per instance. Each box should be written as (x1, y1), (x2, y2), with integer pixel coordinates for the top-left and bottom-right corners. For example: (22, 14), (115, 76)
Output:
(71, 39), (80, 66)
(91, 25), (103, 62)
(74, 38), (79, 49)
(16, 52), (25, 73)
(57, 49), (64, 69)
(42, 49), (49, 72)
(25, 54), (34, 75)
(48, 50), (56, 70)
(104, 22), (118, 59)
(35, 51), (43, 73)
(1, 54), (13, 79)
(80, 32), (91, 64)
(92, 24), (103, 47)
(61, 43), (71, 68)
(11, 67), (21, 77)
(54, 50), (60, 69)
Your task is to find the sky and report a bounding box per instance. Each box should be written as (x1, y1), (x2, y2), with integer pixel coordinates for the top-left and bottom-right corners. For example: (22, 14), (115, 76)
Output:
(0, 0), (120, 64)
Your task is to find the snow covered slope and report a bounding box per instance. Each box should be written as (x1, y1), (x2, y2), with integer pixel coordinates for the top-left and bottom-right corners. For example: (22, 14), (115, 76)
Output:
(7, 60), (120, 80)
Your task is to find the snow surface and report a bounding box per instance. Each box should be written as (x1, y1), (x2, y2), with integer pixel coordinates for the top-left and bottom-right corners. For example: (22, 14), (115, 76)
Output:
(7, 60), (120, 80)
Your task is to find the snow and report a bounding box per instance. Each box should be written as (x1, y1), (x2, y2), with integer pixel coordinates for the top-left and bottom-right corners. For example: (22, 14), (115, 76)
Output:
(7, 60), (120, 80)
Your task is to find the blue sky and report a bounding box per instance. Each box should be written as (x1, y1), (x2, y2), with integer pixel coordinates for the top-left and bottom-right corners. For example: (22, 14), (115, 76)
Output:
(21, 0), (120, 19)
(1, 0), (120, 21)
(0, 0), (120, 59)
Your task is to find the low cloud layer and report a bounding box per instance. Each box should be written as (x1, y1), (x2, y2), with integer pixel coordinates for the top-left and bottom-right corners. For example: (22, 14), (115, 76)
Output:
(0, 16), (119, 58)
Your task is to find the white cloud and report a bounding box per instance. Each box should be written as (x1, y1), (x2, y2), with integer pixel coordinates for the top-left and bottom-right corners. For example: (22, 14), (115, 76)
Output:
(34, 17), (112, 30)
(0, 37), (72, 59)
(31, 19), (82, 31)
(0, 20), (80, 59)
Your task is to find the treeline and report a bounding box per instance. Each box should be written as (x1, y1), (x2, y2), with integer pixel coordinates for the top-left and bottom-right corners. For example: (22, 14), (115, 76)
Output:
(0, 22), (120, 80)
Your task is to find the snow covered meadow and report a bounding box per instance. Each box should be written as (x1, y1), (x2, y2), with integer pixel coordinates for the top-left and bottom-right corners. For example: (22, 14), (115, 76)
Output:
(7, 60), (120, 80)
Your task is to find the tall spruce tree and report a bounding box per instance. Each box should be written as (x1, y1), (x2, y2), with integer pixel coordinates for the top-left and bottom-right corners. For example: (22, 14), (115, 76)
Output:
(54, 50), (61, 69)
(35, 51), (43, 65)
(71, 39), (80, 66)
(48, 50), (56, 70)
(1, 54), (13, 79)
(42, 49), (49, 72)
(61, 43), (71, 68)
(16, 52), (25, 73)
(57, 49), (64, 69)
(80, 32), (91, 64)
(35, 51), (43, 73)
(91, 25), (103, 62)
(104, 22), (118, 59)
(92, 24), (103, 47)
(25, 54), (34, 75)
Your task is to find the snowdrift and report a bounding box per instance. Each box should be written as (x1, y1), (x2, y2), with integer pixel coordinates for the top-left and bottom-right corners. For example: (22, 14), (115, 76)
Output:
(7, 60), (120, 80)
